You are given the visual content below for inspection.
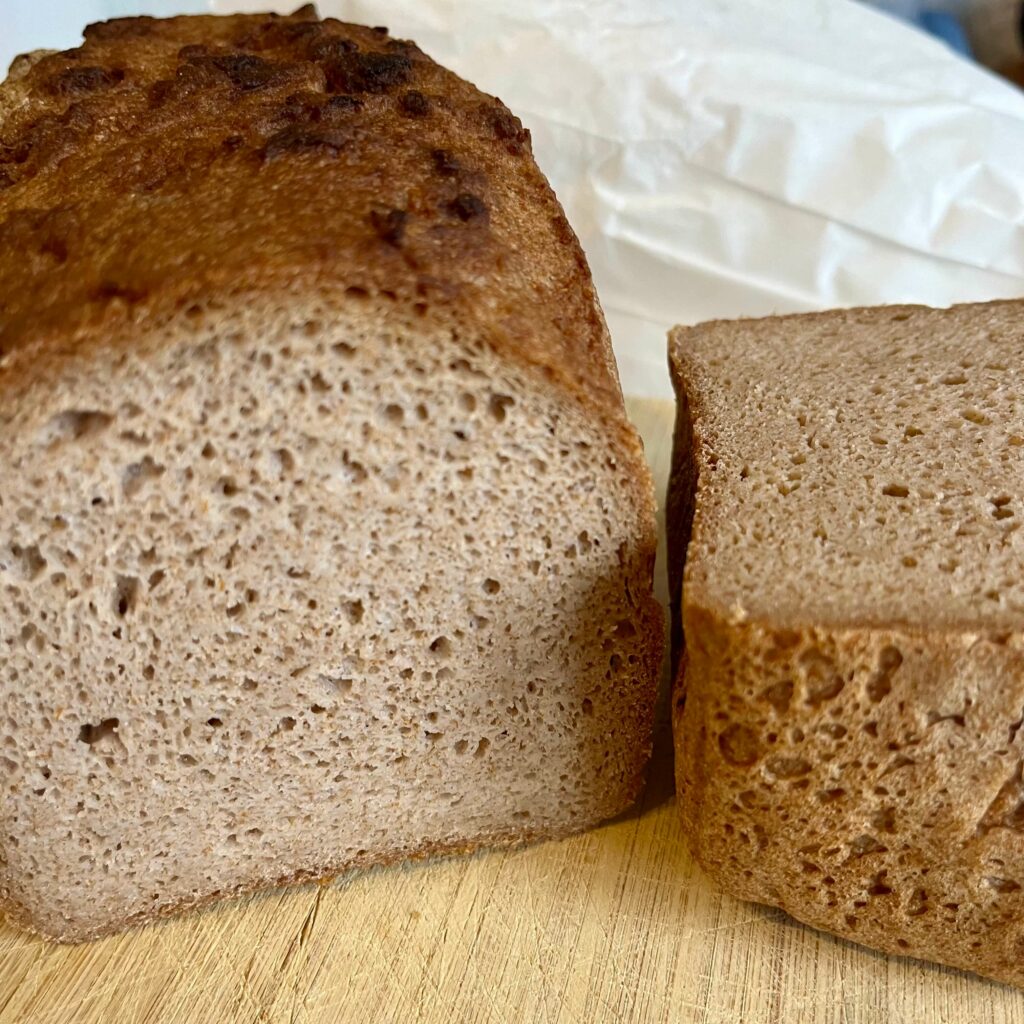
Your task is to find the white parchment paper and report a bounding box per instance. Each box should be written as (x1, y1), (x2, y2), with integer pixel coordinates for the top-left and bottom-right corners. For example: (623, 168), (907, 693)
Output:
(219, 1), (1024, 392)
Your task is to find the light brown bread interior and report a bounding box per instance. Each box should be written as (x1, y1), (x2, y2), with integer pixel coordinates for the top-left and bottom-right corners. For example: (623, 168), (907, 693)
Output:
(670, 300), (1024, 988)
(1, 290), (659, 942)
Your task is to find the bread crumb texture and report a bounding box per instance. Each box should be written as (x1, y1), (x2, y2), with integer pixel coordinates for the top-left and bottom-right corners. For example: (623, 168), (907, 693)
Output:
(670, 301), (1024, 988)
(0, 9), (660, 942)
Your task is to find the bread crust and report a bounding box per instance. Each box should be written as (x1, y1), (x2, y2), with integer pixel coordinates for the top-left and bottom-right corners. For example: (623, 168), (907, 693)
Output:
(0, 9), (625, 419)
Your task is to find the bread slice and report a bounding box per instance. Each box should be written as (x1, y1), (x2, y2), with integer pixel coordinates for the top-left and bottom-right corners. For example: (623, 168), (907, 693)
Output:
(669, 301), (1024, 988)
(0, 10), (661, 942)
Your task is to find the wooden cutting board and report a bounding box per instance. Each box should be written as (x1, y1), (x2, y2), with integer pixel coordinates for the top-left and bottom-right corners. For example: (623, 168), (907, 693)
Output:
(1, 397), (1021, 1024)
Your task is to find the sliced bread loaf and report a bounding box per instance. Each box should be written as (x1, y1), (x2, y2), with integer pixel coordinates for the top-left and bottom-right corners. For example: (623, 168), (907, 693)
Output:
(0, 9), (661, 941)
(669, 301), (1024, 987)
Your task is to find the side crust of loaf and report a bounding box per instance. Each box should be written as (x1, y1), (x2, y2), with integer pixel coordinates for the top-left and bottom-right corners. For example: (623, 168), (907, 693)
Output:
(673, 609), (1024, 989)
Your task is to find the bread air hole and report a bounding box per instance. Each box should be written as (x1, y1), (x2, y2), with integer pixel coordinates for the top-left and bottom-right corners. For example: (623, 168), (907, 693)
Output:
(992, 496), (1015, 520)
(4, 542), (46, 580)
(40, 409), (113, 445)
(113, 575), (139, 617)
(269, 447), (295, 477)
(881, 483), (909, 498)
(78, 718), (120, 746)
(488, 394), (514, 422)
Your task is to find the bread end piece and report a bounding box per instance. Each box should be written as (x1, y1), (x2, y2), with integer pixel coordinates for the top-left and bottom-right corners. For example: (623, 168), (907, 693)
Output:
(669, 302), (1024, 988)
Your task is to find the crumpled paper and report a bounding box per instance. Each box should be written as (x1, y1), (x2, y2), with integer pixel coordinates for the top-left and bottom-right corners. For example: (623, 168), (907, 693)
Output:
(214, 0), (1024, 396)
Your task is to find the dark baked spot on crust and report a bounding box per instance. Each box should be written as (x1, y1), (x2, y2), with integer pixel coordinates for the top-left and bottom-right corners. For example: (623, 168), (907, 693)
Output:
(222, 134), (245, 153)
(2, 103), (95, 177)
(147, 80), (178, 107)
(0, 169), (14, 191)
(370, 208), (408, 246)
(448, 193), (488, 222)
(177, 44), (209, 61)
(262, 125), (348, 161)
(430, 148), (460, 177)
(398, 90), (430, 118)
(372, 26), (390, 35)
(486, 104), (531, 154)
(323, 52), (412, 95)
(276, 91), (323, 123)
(308, 37), (358, 62)
(323, 94), (364, 117)
(46, 66), (125, 97)
(91, 281), (147, 304)
(187, 54), (293, 92)
(272, 92), (363, 129)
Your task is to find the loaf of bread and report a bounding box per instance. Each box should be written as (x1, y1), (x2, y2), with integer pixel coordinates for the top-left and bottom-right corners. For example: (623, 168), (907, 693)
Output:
(669, 301), (1024, 988)
(0, 8), (661, 942)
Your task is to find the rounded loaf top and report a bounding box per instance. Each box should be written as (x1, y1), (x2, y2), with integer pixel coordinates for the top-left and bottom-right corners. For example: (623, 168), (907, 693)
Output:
(0, 6), (621, 409)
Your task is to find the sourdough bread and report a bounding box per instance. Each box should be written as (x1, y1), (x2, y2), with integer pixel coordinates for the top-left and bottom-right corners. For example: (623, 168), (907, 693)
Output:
(670, 300), (1024, 988)
(0, 8), (661, 941)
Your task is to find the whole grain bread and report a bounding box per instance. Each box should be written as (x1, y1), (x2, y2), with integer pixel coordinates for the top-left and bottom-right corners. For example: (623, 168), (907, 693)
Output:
(0, 7), (661, 942)
(669, 301), (1024, 988)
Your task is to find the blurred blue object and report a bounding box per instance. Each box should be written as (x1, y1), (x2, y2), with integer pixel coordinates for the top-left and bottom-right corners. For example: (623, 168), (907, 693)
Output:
(861, 1), (975, 57)
(918, 10), (974, 55)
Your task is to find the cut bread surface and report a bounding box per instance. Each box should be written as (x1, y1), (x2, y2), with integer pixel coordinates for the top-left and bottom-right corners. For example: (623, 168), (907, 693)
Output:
(670, 301), (1024, 988)
(674, 302), (1024, 632)
(1, 292), (659, 941)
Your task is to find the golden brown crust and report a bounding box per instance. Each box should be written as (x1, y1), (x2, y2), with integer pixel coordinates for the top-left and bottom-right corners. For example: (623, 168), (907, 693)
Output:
(0, 8), (622, 415)
(673, 610), (1024, 989)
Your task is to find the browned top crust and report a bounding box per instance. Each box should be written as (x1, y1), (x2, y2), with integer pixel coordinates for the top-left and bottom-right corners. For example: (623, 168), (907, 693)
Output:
(0, 7), (622, 410)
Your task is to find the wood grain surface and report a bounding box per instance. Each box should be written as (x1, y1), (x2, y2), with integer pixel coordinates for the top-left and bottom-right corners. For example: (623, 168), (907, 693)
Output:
(1, 397), (1021, 1024)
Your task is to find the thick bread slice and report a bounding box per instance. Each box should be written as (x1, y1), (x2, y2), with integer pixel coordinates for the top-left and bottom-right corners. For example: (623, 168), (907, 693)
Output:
(0, 9), (661, 941)
(669, 301), (1024, 988)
